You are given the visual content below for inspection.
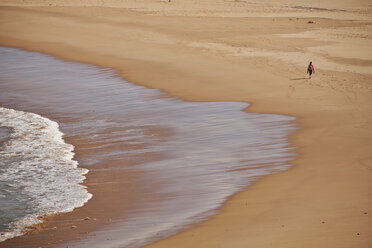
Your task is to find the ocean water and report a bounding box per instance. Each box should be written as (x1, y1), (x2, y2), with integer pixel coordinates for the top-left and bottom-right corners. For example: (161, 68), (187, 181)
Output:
(0, 47), (296, 247)
(0, 107), (91, 242)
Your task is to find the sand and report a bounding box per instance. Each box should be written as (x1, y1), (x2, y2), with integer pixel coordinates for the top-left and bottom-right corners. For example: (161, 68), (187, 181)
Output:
(0, 0), (371, 247)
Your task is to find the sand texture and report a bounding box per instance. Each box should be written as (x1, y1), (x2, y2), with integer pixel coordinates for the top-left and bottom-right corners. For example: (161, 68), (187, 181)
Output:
(0, 0), (371, 247)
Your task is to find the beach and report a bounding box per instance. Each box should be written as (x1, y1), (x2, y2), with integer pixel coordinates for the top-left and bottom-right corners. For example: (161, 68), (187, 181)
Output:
(0, 0), (371, 247)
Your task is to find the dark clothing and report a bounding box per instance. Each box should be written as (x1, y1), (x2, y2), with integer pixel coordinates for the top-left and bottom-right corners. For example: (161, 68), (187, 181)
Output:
(307, 64), (314, 76)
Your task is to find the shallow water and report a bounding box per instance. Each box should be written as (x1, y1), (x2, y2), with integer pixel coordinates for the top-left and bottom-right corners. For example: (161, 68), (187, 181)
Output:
(0, 126), (12, 146)
(0, 47), (296, 247)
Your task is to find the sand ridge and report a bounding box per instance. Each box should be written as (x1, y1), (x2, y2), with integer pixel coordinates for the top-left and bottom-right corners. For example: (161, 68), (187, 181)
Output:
(0, 0), (371, 247)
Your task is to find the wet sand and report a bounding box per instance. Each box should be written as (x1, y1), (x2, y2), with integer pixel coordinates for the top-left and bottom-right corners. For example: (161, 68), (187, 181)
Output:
(0, 0), (372, 247)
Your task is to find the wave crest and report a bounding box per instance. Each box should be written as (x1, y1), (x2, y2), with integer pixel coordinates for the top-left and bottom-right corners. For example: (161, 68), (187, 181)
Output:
(0, 107), (91, 242)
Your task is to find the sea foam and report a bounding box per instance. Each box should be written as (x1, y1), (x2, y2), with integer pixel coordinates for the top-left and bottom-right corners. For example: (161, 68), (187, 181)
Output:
(0, 107), (91, 242)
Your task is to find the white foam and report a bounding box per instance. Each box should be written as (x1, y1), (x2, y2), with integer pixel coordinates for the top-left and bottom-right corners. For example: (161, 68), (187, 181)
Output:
(0, 107), (92, 242)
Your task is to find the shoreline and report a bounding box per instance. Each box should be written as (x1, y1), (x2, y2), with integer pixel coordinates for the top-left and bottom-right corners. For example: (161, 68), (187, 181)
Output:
(0, 1), (371, 247)
(0, 46), (297, 247)
(0, 46), (297, 248)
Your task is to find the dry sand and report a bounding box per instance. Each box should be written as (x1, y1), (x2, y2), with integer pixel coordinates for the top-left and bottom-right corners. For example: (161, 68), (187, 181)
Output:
(0, 0), (371, 247)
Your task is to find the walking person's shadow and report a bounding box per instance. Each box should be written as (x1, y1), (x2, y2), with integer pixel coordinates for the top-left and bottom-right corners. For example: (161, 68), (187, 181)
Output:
(290, 77), (308, 80)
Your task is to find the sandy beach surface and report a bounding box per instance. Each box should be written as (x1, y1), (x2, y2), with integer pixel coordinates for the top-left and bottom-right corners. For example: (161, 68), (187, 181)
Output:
(0, 0), (371, 247)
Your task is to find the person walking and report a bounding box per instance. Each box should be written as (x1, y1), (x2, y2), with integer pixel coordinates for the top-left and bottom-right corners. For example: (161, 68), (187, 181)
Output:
(307, 61), (315, 78)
